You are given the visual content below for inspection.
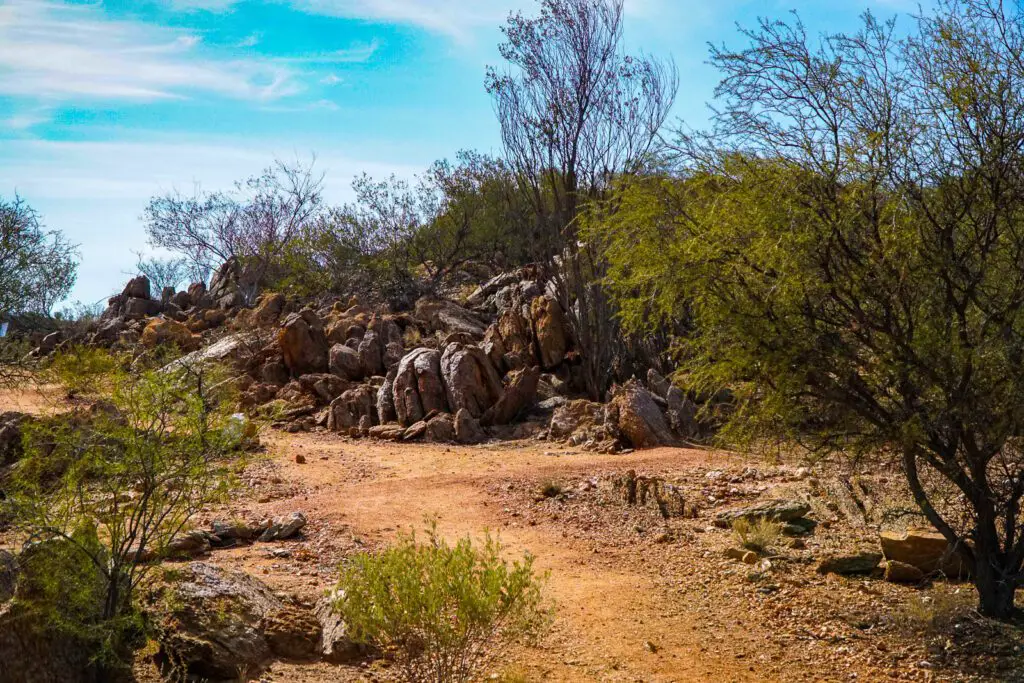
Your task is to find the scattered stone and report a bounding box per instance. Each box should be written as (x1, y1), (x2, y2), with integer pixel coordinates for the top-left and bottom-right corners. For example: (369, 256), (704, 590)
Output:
(294, 453), (306, 464)
(883, 560), (926, 584)
(714, 500), (812, 528)
(259, 512), (307, 542)
(879, 529), (971, 578)
(816, 552), (882, 575)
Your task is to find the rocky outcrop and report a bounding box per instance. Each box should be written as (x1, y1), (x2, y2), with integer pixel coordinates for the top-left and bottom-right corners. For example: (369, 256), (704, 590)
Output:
(440, 344), (504, 418)
(392, 348), (447, 426)
(278, 311), (329, 376)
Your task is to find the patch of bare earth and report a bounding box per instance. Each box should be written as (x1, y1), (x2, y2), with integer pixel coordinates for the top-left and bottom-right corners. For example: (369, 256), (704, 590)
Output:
(139, 427), (1024, 682)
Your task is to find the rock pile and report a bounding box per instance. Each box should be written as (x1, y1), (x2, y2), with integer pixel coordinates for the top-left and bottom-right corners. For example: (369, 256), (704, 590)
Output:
(35, 265), (701, 452)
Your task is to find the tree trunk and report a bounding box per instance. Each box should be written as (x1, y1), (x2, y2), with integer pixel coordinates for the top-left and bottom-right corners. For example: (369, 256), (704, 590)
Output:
(973, 553), (1017, 619)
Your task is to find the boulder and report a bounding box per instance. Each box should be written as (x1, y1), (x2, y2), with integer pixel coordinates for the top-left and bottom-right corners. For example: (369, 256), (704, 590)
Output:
(377, 373), (397, 424)
(357, 330), (384, 377)
(530, 296), (568, 369)
(816, 552), (882, 575)
(392, 348), (447, 427)
(315, 590), (361, 663)
(278, 312), (329, 376)
(440, 344), (504, 418)
(150, 563), (309, 680)
(161, 331), (259, 373)
(171, 290), (192, 310)
(122, 275), (151, 300)
(714, 500), (812, 528)
(481, 366), (540, 427)
(454, 408), (486, 444)
(141, 318), (200, 351)
(330, 343), (364, 381)
(298, 373), (349, 405)
(884, 560), (926, 584)
(549, 400), (604, 440)
(414, 297), (487, 337)
(261, 607), (322, 660)
(327, 386), (378, 432)
(124, 296), (162, 319)
(879, 529), (971, 578)
(368, 424), (406, 441)
(208, 257), (245, 309)
(610, 381), (676, 449)
(424, 413), (456, 442)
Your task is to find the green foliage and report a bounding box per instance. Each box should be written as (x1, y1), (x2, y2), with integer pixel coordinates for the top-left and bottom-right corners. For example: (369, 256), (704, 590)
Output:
(5, 354), (239, 671)
(46, 345), (121, 397)
(593, 0), (1024, 618)
(333, 525), (550, 682)
(0, 194), (78, 315)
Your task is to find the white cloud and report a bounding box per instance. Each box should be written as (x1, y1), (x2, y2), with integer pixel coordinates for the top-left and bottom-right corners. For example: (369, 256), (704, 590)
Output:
(278, 39), (381, 64)
(161, 0), (655, 41)
(0, 0), (299, 102)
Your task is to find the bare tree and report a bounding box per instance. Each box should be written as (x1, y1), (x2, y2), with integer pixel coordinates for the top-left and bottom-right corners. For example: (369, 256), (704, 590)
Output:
(486, 0), (677, 398)
(143, 158), (323, 303)
(132, 253), (191, 293)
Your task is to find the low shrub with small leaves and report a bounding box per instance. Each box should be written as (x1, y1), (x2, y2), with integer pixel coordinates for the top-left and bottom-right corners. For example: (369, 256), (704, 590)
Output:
(732, 517), (782, 553)
(333, 525), (550, 682)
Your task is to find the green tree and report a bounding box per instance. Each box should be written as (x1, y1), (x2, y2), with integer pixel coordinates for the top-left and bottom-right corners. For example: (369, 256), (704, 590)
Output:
(594, 0), (1024, 618)
(0, 194), (78, 315)
(5, 351), (238, 671)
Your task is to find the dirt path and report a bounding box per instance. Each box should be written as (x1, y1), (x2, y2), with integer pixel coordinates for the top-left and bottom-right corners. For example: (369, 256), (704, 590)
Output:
(228, 433), (771, 682)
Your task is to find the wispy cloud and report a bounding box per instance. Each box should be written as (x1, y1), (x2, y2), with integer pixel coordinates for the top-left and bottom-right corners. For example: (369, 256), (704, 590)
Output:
(278, 39), (381, 64)
(0, 0), (299, 102)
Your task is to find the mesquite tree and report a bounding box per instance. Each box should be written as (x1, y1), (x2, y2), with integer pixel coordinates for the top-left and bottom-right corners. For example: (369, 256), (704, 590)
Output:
(0, 195), (77, 315)
(487, 0), (677, 398)
(597, 0), (1024, 617)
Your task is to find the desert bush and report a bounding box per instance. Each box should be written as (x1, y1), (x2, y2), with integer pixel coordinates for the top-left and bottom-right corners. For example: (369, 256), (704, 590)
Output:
(538, 480), (564, 499)
(333, 525), (550, 682)
(4, 354), (239, 675)
(731, 518), (783, 554)
(892, 588), (976, 636)
(46, 345), (120, 397)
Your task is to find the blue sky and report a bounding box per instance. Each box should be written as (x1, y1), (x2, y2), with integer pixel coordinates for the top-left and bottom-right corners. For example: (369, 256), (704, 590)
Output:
(0, 0), (922, 308)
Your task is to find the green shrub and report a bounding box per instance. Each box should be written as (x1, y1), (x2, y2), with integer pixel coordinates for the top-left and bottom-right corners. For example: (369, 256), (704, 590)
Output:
(46, 345), (119, 397)
(731, 517), (782, 553)
(333, 525), (550, 682)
